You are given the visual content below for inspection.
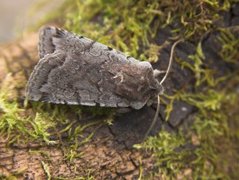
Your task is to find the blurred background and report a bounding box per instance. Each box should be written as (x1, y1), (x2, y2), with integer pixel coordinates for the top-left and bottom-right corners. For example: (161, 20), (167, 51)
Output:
(0, 0), (63, 43)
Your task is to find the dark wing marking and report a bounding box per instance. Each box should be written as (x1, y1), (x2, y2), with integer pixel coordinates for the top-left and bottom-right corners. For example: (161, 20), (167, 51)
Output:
(38, 26), (94, 58)
(38, 26), (61, 58)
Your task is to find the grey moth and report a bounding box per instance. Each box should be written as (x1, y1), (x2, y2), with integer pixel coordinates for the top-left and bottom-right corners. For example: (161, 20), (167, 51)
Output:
(26, 26), (164, 110)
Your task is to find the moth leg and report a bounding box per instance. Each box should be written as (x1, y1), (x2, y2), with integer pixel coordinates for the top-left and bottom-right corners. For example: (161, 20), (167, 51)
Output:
(146, 99), (154, 106)
(144, 96), (160, 139)
(153, 69), (166, 78)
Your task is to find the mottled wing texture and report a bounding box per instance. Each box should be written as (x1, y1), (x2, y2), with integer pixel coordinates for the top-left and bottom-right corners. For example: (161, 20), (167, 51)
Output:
(26, 27), (161, 109)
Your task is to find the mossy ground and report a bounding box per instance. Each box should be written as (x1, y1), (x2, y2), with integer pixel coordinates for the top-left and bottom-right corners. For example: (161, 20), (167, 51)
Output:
(1, 0), (239, 179)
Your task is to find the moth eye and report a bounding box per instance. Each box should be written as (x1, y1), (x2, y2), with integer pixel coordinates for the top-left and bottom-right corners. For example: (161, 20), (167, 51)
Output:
(79, 36), (84, 39)
(108, 46), (113, 51)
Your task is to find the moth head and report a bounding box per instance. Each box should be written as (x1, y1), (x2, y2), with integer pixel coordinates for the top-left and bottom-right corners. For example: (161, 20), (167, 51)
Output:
(153, 69), (165, 95)
(113, 61), (162, 102)
(144, 69), (164, 107)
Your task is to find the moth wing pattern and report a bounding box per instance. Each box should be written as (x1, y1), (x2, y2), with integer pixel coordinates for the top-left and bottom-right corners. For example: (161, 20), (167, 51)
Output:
(38, 26), (57, 59)
(26, 26), (162, 109)
(38, 26), (83, 58)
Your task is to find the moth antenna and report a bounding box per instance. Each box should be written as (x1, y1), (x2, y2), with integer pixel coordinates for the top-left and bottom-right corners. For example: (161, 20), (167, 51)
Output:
(144, 39), (183, 140)
(159, 39), (183, 85)
(144, 95), (160, 140)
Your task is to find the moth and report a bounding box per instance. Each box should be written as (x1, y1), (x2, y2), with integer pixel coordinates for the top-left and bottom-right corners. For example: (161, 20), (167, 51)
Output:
(26, 26), (180, 137)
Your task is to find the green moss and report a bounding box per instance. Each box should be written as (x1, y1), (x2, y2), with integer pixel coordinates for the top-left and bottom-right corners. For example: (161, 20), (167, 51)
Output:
(135, 131), (189, 177)
(136, 89), (238, 178)
(0, 74), (37, 144)
(41, 161), (51, 180)
(0, 175), (18, 180)
(218, 28), (239, 63)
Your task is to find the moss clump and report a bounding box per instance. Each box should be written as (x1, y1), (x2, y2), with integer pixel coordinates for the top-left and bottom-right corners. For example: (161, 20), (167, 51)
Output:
(134, 131), (190, 178)
(0, 74), (64, 145)
(218, 28), (239, 63)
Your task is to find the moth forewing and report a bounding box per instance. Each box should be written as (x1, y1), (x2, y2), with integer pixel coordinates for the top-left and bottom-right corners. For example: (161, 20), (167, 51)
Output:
(26, 26), (162, 109)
